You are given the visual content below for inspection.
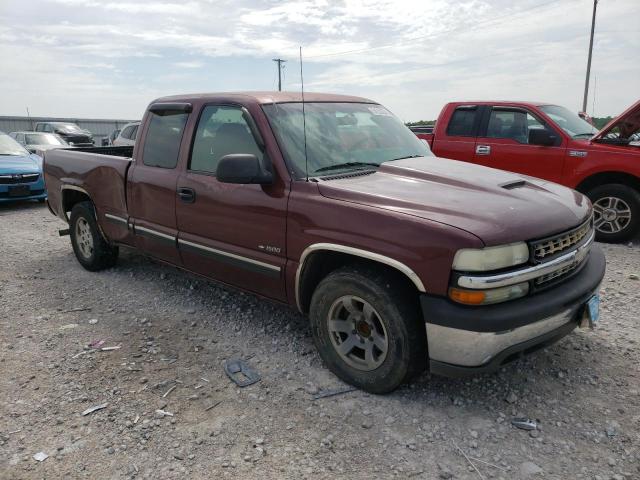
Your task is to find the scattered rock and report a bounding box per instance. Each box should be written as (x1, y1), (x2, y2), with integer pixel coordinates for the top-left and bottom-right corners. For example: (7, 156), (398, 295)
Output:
(519, 461), (543, 477)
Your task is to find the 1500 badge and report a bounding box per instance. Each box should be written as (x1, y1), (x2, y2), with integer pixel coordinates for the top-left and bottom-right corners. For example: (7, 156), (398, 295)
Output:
(258, 245), (281, 254)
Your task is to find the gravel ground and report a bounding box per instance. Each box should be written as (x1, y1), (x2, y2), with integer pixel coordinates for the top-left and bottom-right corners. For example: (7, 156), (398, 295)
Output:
(1, 202), (639, 480)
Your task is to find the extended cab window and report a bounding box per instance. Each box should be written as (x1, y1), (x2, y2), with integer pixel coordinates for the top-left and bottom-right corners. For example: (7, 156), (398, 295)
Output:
(190, 106), (262, 174)
(142, 111), (188, 168)
(446, 107), (477, 136)
(486, 109), (546, 144)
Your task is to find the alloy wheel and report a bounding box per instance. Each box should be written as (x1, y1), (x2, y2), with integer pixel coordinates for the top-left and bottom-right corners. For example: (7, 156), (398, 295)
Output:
(326, 295), (388, 371)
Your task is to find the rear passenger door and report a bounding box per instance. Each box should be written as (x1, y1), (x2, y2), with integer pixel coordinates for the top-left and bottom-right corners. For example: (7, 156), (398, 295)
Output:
(432, 105), (481, 162)
(175, 104), (288, 301)
(473, 106), (566, 182)
(127, 104), (191, 265)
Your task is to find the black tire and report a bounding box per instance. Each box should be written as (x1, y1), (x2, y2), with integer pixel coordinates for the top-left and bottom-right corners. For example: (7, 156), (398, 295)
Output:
(587, 184), (640, 243)
(309, 265), (427, 394)
(69, 201), (119, 271)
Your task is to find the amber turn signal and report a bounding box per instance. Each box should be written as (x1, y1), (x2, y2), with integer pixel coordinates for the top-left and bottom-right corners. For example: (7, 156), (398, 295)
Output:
(448, 288), (486, 305)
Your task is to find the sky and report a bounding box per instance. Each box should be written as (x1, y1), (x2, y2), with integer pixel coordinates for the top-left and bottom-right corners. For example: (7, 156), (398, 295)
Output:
(0, 0), (638, 122)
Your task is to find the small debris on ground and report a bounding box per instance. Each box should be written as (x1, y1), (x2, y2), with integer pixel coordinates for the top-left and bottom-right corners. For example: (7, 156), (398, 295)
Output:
(511, 417), (537, 431)
(81, 403), (108, 416)
(312, 386), (357, 400)
(155, 409), (174, 417)
(33, 452), (48, 462)
(224, 358), (261, 387)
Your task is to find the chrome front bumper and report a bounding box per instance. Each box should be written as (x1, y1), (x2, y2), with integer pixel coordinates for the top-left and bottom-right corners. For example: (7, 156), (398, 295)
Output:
(421, 244), (605, 377)
(426, 307), (578, 367)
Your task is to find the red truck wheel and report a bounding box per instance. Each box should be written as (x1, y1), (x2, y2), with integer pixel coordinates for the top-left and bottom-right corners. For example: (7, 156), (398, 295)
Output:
(309, 265), (427, 394)
(70, 201), (119, 271)
(588, 184), (640, 243)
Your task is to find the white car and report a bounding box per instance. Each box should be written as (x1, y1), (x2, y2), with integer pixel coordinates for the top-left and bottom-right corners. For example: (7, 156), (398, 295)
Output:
(113, 121), (140, 146)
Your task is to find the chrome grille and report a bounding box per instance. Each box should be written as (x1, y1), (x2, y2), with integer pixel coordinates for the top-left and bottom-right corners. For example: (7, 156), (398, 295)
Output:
(0, 173), (40, 184)
(531, 218), (592, 262)
(534, 262), (578, 285)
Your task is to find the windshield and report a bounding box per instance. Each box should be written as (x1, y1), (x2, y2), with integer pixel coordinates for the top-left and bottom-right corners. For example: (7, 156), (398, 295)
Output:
(263, 102), (432, 177)
(25, 133), (68, 146)
(55, 123), (83, 133)
(0, 134), (29, 156)
(539, 105), (596, 138)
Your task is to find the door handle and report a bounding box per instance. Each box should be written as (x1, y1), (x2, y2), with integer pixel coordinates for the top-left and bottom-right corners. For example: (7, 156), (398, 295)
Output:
(476, 145), (491, 155)
(177, 187), (196, 203)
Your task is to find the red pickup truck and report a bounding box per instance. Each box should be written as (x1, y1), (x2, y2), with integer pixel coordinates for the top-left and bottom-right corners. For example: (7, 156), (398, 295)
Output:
(44, 92), (605, 393)
(418, 100), (640, 242)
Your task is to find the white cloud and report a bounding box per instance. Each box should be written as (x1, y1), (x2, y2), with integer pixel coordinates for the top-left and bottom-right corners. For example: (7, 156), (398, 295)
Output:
(0, 0), (638, 119)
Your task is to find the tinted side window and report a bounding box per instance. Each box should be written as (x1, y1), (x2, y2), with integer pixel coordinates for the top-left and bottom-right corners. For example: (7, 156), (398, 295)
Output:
(189, 106), (262, 174)
(487, 109), (546, 144)
(131, 125), (139, 140)
(142, 112), (188, 169)
(446, 107), (477, 136)
(35, 124), (43, 132)
(121, 126), (134, 139)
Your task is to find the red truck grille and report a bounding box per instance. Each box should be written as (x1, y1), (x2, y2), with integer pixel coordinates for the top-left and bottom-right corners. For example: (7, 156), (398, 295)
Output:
(530, 217), (593, 262)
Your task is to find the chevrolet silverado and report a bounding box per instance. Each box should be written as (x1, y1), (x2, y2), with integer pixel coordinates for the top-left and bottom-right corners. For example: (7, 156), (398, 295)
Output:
(43, 92), (605, 393)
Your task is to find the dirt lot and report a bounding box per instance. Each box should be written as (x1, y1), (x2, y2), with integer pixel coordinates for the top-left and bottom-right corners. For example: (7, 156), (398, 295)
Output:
(1, 202), (639, 480)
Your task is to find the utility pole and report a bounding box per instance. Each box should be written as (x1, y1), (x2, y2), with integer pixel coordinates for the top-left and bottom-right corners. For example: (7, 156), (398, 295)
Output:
(582, 0), (598, 113)
(272, 58), (286, 91)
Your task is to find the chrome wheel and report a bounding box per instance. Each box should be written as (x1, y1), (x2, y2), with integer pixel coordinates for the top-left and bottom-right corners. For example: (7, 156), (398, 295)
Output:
(327, 295), (388, 371)
(593, 196), (631, 234)
(75, 217), (94, 259)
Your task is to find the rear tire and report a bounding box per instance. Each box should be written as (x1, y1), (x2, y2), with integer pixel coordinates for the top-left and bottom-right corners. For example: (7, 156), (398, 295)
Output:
(70, 201), (119, 271)
(587, 184), (640, 243)
(309, 265), (427, 394)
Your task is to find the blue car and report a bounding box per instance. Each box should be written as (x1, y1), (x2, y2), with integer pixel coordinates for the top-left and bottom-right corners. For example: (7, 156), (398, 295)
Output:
(0, 132), (47, 203)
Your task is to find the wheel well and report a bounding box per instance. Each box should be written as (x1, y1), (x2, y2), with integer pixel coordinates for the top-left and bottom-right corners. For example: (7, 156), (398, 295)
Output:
(62, 189), (92, 219)
(575, 171), (640, 194)
(297, 250), (421, 314)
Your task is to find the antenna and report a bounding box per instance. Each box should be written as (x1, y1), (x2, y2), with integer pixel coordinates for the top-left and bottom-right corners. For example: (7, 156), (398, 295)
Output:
(26, 107), (33, 130)
(299, 46), (309, 182)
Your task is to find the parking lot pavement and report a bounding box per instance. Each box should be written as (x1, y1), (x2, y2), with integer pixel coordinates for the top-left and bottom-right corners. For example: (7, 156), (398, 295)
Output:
(1, 202), (639, 479)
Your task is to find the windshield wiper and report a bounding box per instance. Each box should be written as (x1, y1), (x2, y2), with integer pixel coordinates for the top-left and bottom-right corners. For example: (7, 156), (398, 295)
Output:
(388, 154), (423, 161)
(314, 161), (380, 173)
(573, 133), (594, 138)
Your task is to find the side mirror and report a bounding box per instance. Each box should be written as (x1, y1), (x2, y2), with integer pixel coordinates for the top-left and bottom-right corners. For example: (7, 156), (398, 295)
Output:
(216, 154), (273, 184)
(528, 129), (557, 146)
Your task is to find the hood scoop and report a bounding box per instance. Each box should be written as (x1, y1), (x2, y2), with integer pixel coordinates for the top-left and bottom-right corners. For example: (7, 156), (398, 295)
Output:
(500, 180), (527, 190)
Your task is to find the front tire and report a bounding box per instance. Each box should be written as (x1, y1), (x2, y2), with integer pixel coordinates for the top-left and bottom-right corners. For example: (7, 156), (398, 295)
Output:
(309, 266), (427, 394)
(587, 184), (640, 243)
(70, 201), (119, 271)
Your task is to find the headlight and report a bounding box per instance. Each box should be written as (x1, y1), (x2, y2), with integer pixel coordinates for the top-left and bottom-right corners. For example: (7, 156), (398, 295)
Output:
(452, 242), (529, 272)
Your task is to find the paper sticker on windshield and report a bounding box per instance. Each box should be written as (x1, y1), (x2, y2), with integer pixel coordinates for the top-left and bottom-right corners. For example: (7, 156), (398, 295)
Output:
(368, 106), (392, 116)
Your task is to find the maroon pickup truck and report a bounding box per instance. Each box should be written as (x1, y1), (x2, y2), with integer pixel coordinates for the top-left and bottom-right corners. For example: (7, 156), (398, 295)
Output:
(44, 92), (605, 393)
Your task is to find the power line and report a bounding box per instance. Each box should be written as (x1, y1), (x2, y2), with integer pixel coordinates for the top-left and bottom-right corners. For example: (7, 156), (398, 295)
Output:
(272, 58), (286, 91)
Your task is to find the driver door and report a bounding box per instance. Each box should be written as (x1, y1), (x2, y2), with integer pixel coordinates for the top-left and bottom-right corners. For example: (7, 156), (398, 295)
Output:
(474, 107), (567, 183)
(176, 104), (288, 301)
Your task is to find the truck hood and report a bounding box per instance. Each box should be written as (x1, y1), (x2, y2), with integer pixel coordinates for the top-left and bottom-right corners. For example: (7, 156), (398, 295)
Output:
(0, 154), (42, 174)
(592, 98), (640, 143)
(317, 157), (591, 246)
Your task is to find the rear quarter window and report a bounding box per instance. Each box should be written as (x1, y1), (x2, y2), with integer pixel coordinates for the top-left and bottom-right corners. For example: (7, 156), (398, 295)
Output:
(446, 107), (478, 137)
(142, 112), (188, 169)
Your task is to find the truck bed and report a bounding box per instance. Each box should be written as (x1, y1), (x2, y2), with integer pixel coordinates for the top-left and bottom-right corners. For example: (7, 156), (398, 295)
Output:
(44, 146), (133, 225)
